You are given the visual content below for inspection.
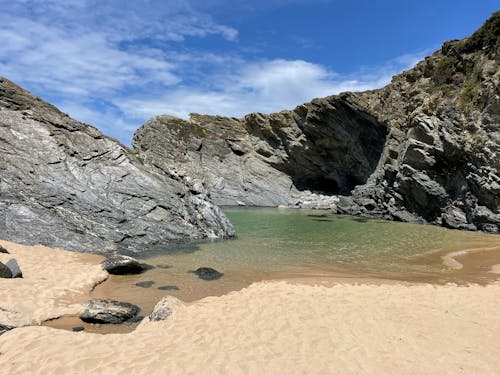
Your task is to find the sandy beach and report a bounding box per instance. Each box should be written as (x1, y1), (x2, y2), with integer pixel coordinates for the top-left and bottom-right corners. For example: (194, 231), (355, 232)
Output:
(0, 240), (107, 326)
(1, 240), (500, 374)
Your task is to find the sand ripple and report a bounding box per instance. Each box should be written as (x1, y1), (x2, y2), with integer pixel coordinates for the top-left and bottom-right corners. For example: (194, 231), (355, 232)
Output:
(2, 280), (500, 374)
(0, 240), (107, 326)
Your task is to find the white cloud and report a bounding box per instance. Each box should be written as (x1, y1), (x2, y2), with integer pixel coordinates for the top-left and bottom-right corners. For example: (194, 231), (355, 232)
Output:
(0, 17), (180, 97)
(0, 0), (428, 145)
(115, 53), (426, 122)
(0, 0), (239, 97)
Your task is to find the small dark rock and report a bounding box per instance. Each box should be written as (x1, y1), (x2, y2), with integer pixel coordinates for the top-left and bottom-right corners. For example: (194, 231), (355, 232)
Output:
(0, 323), (15, 336)
(102, 255), (146, 275)
(135, 281), (154, 288)
(190, 267), (223, 281)
(158, 285), (180, 291)
(71, 326), (85, 332)
(80, 299), (140, 324)
(6, 259), (22, 278)
(0, 245), (9, 254)
(0, 263), (12, 279)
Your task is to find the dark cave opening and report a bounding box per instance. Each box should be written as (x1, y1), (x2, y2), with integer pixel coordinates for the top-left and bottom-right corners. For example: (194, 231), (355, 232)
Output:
(293, 176), (340, 195)
(282, 105), (388, 196)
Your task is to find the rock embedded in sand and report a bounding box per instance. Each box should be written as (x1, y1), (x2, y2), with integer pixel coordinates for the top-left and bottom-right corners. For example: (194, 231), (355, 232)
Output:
(71, 326), (84, 332)
(102, 255), (147, 275)
(0, 262), (12, 278)
(6, 259), (22, 278)
(149, 296), (184, 322)
(0, 323), (14, 336)
(80, 299), (140, 324)
(0, 245), (9, 254)
(191, 267), (223, 281)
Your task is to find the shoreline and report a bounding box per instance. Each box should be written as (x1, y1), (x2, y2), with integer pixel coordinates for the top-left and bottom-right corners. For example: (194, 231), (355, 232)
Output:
(2, 239), (500, 373)
(0, 240), (108, 327)
(1, 238), (500, 333)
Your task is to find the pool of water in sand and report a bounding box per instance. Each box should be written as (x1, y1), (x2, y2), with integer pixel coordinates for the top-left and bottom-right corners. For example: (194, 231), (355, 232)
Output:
(46, 208), (500, 334)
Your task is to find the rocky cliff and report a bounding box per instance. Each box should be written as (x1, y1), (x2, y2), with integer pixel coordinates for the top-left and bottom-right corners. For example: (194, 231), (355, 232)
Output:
(0, 78), (234, 253)
(133, 12), (500, 233)
(132, 96), (387, 207)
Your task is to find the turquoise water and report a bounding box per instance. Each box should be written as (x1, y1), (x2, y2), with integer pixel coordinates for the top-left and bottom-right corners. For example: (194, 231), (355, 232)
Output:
(50, 207), (500, 333)
(135, 207), (498, 274)
(94, 208), (500, 310)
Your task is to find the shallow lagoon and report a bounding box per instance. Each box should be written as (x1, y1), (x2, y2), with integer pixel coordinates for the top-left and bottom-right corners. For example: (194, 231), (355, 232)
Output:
(100, 207), (500, 304)
(47, 207), (500, 333)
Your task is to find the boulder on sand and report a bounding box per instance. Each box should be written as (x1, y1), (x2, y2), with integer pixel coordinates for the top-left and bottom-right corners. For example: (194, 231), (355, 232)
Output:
(0, 262), (12, 278)
(102, 255), (150, 275)
(80, 299), (140, 324)
(6, 259), (22, 278)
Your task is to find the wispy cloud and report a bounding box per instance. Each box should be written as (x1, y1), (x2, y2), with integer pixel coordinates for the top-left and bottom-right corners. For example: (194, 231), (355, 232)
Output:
(115, 53), (427, 121)
(0, 0), (427, 145)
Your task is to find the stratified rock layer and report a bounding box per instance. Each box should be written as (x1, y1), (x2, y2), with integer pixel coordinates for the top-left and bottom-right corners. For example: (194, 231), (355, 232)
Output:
(133, 95), (388, 207)
(0, 78), (234, 253)
(133, 12), (499, 232)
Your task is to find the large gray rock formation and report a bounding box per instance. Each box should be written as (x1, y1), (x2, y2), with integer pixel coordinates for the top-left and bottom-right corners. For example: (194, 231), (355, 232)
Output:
(0, 78), (234, 253)
(133, 12), (499, 233)
(132, 96), (387, 207)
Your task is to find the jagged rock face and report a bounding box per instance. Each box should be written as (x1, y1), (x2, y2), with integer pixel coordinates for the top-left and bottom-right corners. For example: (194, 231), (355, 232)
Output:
(0, 78), (234, 253)
(133, 95), (387, 206)
(133, 12), (499, 232)
(344, 12), (500, 232)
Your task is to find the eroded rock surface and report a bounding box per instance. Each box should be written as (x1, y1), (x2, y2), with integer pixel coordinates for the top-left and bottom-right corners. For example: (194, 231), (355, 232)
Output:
(133, 97), (387, 207)
(0, 78), (234, 253)
(132, 12), (500, 232)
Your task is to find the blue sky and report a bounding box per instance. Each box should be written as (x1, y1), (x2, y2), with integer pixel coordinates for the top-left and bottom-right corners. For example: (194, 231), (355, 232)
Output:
(0, 0), (497, 144)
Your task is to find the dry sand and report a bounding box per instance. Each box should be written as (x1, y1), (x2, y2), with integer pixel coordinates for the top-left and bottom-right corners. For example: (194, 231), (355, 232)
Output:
(1, 241), (500, 374)
(0, 240), (107, 326)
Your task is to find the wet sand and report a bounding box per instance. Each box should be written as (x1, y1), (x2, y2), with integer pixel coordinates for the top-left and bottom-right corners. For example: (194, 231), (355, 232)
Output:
(46, 239), (500, 334)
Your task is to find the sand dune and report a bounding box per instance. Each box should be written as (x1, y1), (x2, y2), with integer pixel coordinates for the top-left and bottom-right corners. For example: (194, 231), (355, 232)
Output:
(0, 240), (107, 326)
